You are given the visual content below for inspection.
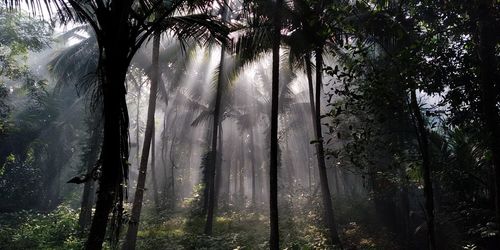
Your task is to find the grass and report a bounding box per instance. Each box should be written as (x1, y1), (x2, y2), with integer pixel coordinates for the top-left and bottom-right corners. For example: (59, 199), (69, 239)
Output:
(133, 202), (398, 250)
(0, 199), (402, 250)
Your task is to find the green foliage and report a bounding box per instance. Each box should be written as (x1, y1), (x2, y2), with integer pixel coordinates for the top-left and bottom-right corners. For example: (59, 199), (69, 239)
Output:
(0, 150), (42, 211)
(0, 8), (52, 80)
(0, 205), (83, 250)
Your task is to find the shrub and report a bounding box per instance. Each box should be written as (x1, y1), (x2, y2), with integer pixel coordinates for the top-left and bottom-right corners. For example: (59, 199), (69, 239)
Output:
(0, 205), (83, 249)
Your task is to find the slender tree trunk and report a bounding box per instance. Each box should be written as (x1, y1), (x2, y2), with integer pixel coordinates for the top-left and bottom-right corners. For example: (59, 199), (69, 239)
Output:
(333, 166), (340, 196)
(79, 123), (101, 232)
(151, 124), (160, 210)
(250, 128), (257, 206)
(136, 88), (141, 166)
(476, 0), (500, 233)
(305, 53), (317, 135)
(307, 145), (312, 192)
(122, 33), (160, 250)
(233, 149), (238, 201)
(270, 0), (283, 248)
(400, 168), (412, 249)
(214, 125), (224, 209)
(313, 47), (342, 247)
(205, 28), (227, 237)
(409, 90), (436, 250)
(305, 53), (316, 194)
(239, 139), (245, 204)
(161, 115), (167, 201)
(79, 170), (96, 231)
(168, 112), (178, 206)
(226, 138), (232, 203)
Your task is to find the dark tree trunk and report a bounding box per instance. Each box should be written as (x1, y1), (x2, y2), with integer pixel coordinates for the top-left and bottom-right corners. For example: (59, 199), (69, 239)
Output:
(226, 135), (232, 203)
(409, 90), (436, 250)
(476, 0), (500, 232)
(250, 128), (257, 206)
(204, 10), (228, 233)
(79, 121), (102, 232)
(151, 124), (160, 211)
(239, 139), (245, 204)
(214, 125), (224, 210)
(136, 88), (141, 166)
(168, 109), (178, 206)
(79, 170), (96, 232)
(305, 53), (316, 193)
(233, 148), (238, 201)
(270, 0), (282, 248)
(306, 145), (312, 192)
(85, 43), (131, 250)
(122, 33), (160, 250)
(313, 48), (342, 247)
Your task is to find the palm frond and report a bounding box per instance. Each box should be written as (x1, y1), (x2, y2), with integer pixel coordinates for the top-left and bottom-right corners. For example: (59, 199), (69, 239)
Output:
(159, 13), (230, 50)
(191, 109), (213, 127)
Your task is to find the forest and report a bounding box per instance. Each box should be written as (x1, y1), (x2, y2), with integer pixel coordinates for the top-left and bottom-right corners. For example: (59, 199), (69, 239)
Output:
(0, 0), (498, 249)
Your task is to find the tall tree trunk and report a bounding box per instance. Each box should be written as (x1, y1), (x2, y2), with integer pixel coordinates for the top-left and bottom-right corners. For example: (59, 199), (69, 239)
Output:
(409, 89), (436, 250)
(85, 47), (131, 250)
(250, 128), (257, 206)
(313, 47), (342, 247)
(122, 33), (160, 250)
(239, 139), (245, 204)
(161, 115), (167, 198)
(136, 88), (141, 166)
(151, 124), (160, 210)
(215, 125), (224, 209)
(233, 149), (238, 201)
(306, 145), (312, 192)
(305, 53), (316, 194)
(476, 0), (500, 232)
(204, 33), (226, 236)
(79, 121), (101, 232)
(270, 0), (283, 248)
(168, 111), (178, 206)
(79, 167), (96, 232)
(204, 2), (230, 235)
(226, 137), (232, 203)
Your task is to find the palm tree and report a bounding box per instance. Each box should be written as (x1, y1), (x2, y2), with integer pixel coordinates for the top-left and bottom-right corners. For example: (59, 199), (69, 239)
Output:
(285, 0), (345, 245)
(270, 0), (283, 249)
(474, 0), (500, 230)
(122, 32), (161, 250)
(5, 1), (228, 249)
(48, 27), (101, 231)
(77, 114), (102, 232)
(204, 1), (231, 235)
(408, 89), (436, 249)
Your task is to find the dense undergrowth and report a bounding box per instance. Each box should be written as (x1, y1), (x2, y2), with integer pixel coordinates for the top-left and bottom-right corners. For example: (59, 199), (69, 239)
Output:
(0, 197), (401, 250)
(0, 205), (83, 249)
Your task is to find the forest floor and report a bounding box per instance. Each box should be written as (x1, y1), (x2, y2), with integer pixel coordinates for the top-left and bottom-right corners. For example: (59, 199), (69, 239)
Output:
(133, 205), (401, 250)
(0, 200), (402, 249)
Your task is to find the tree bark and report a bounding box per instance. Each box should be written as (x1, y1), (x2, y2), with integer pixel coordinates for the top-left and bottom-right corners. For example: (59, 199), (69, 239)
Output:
(476, 0), (500, 232)
(409, 90), (436, 250)
(85, 43), (131, 250)
(79, 121), (101, 232)
(270, 0), (283, 248)
(239, 139), (245, 204)
(136, 87), (141, 167)
(250, 128), (257, 206)
(151, 124), (160, 210)
(122, 33), (160, 250)
(313, 47), (342, 247)
(168, 111), (178, 206)
(215, 125), (224, 209)
(204, 9), (228, 234)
